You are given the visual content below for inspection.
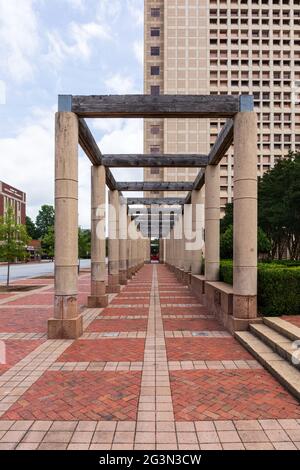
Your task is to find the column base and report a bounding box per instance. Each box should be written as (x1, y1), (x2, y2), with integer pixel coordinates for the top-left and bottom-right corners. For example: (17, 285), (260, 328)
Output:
(87, 294), (108, 308)
(233, 294), (257, 319)
(119, 270), (128, 285)
(106, 274), (121, 293)
(48, 314), (83, 339)
(127, 269), (132, 280)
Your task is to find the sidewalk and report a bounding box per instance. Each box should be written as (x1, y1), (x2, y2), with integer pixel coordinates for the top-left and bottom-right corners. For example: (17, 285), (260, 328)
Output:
(0, 265), (299, 450)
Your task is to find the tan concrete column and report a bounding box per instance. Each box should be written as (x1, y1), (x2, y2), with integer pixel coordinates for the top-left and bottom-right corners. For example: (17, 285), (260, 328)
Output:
(191, 188), (205, 275)
(233, 111), (258, 325)
(87, 165), (108, 308)
(127, 215), (132, 279)
(48, 112), (82, 339)
(132, 226), (138, 273)
(107, 190), (120, 293)
(205, 164), (220, 281)
(183, 205), (192, 275)
(119, 197), (127, 285)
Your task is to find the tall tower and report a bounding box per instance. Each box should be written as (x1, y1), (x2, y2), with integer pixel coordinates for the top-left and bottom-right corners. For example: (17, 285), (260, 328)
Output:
(144, 0), (300, 213)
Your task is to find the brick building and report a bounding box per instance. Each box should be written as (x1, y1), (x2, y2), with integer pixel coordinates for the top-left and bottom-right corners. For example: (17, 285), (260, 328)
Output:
(0, 181), (26, 224)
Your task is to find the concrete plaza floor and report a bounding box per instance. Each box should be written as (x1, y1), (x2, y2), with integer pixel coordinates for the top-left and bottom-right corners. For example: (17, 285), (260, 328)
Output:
(0, 264), (300, 450)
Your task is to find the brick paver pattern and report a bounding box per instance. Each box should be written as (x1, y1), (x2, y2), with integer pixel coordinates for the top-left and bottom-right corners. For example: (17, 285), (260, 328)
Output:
(0, 266), (299, 450)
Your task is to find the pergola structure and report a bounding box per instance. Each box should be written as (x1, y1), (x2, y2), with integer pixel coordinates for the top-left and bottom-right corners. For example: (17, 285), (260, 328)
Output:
(49, 94), (257, 339)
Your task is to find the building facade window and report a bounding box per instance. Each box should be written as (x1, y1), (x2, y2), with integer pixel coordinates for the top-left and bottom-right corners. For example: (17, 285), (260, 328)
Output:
(150, 86), (160, 95)
(151, 46), (160, 56)
(151, 8), (160, 17)
(151, 66), (160, 76)
(151, 125), (160, 135)
(150, 27), (160, 37)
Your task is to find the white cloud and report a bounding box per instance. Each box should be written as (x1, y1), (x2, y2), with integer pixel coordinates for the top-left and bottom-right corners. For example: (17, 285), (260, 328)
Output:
(133, 40), (143, 66)
(97, 0), (122, 23)
(65, 0), (85, 10)
(0, 0), (39, 83)
(104, 73), (138, 94)
(0, 107), (92, 227)
(46, 21), (111, 67)
(127, 0), (144, 26)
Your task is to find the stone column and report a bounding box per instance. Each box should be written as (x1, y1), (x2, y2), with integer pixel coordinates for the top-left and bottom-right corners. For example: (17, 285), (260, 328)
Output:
(119, 197), (127, 285)
(132, 225), (138, 274)
(127, 215), (132, 279)
(87, 165), (108, 308)
(48, 112), (83, 339)
(107, 190), (120, 293)
(183, 205), (192, 277)
(191, 188), (204, 275)
(205, 165), (220, 281)
(233, 111), (258, 327)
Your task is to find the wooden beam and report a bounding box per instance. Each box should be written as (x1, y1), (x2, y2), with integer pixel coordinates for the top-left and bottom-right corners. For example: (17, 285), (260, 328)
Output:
(78, 118), (117, 190)
(71, 95), (239, 118)
(117, 181), (193, 191)
(102, 154), (208, 168)
(193, 169), (205, 190)
(127, 198), (185, 206)
(105, 169), (117, 191)
(78, 118), (102, 165)
(208, 119), (234, 165)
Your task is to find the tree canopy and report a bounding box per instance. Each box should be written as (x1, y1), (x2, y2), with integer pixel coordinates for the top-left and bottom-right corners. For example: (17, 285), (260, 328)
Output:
(258, 151), (300, 259)
(35, 205), (55, 239)
(0, 207), (29, 285)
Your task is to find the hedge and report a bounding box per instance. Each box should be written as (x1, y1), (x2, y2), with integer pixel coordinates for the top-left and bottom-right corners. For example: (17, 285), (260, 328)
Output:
(219, 260), (300, 316)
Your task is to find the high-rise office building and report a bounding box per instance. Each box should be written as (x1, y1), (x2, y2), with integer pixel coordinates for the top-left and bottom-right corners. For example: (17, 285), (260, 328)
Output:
(144, 0), (300, 213)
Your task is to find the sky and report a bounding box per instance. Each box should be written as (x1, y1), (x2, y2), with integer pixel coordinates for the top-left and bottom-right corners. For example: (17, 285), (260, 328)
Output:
(0, 0), (144, 228)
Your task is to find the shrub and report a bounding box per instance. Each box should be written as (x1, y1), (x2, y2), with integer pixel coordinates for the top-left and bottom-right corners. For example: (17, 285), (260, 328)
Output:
(219, 260), (300, 316)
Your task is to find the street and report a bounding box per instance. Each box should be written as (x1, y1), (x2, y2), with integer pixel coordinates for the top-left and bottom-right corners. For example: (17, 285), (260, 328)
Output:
(0, 260), (91, 283)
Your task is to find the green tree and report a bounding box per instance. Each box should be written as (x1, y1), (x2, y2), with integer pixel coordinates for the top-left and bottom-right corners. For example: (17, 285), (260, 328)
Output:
(220, 224), (271, 259)
(220, 202), (233, 234)
(258, 151), (300, 259)
(35, 205), (55, 239)
(78, 228), (91, 271)
(0, 207), (29, 286)
(41, 225), (54, 260)
(25, 216), (37, 239)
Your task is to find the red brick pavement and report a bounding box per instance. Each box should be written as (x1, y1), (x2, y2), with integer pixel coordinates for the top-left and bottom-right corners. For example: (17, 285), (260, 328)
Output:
(7, 292), (88, 306)
(163, 318), (225, 332)
(170, 369), (300, 421)
(58, 339), (145, 362)
(101, 307), (149, 317)
(3, 371), (141, 421)
(166, 337), (252, 361)
(0, 307), (53, 333)
(86, 318), (148, 333)
(283, 315), (300, 328)
(110, 298), (150, 305)
(161, 306), (211, 316)
(0, 340), (45, 375)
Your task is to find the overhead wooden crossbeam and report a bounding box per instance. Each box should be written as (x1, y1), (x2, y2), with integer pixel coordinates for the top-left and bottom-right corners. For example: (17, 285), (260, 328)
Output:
(127, 198), (185, 206)
(101, 154), (208, 168)
(208, 118), (234, 165)
(78, 118), (117, 191)
(117, 181), (193, 192)
(78, 118), (102, 165)
(64, 95), (240, 119)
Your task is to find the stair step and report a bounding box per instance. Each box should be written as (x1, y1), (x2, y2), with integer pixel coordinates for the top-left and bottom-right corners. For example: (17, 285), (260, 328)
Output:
(250, 323), (300, 369)
(263, 317), (300, 342)
(235, 331), (300, 402)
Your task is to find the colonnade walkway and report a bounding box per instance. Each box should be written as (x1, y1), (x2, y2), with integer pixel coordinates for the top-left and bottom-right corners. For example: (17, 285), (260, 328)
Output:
(0, 264), (300, 450)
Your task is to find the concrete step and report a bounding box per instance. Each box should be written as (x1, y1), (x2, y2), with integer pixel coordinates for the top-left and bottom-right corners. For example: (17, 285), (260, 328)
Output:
(263, 317), (300, 342)
(249, 323), (300, 369)
(235, 331), (300, 402)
